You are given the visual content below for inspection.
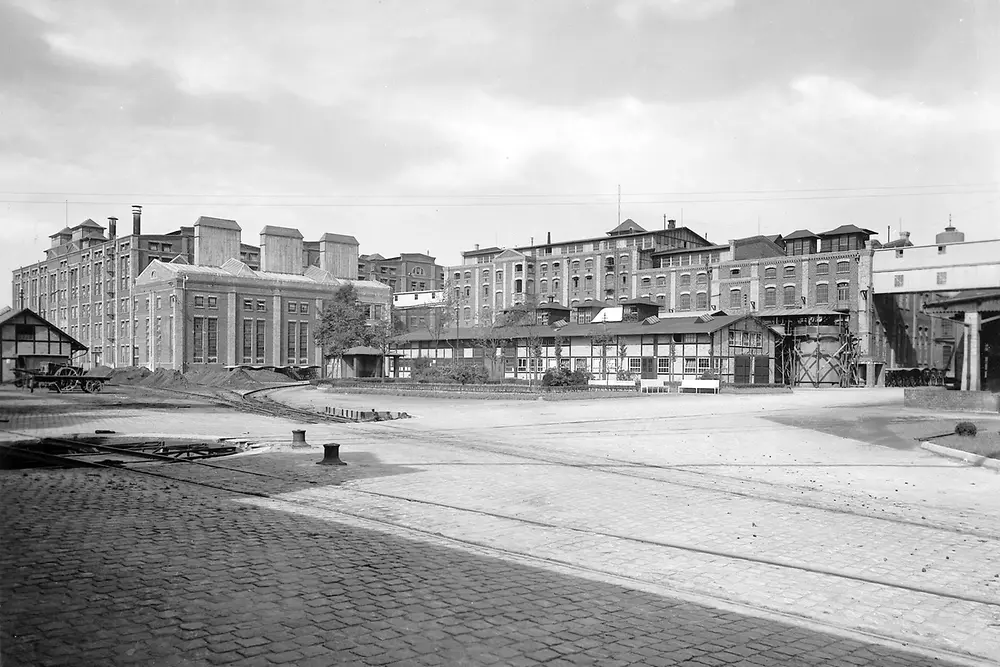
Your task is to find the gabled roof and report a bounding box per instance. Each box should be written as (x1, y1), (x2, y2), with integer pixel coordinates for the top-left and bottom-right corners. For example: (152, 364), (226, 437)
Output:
(49, 227), (73, 238)
(494, 248), (527, 261)
(73, 218), (104, 230)
(0, 307), (87, 352)
(608, 219), (647, 235)
(360, 253), (386, 261)
(319, 233), (359, 245)
(820, 224), (876, 236)
(621, 297), (659, 307)
(536, 302), (570, 310)
(260, 225), (303, 239)
(195, 216), (241, 231)
(782, 229), (820, 241)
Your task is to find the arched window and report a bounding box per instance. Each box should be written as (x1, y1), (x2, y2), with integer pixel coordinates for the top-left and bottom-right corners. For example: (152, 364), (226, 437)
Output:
(540, 279), (548, 292)
(515, 263), (523, 274)
(514, 278), (523, 293)
(656, 294), (666, 303)
(552, 261), (561, 271)
(679, 293), (691, 310)
(553, 279), (560, 291)
(495, 270), (503, 283)
(783, 285), (796, 304)
(695, 292), (708, 309)
(572, 276), (579, 289)
(764, 286), (776, 307)
(464, 271), (471, 279)
(655, 275), (666, 286)
(837, 282), (850, 301)
(540, 263), (548, 274)
(679, 274), (691, 287)
(816, 262), (829, 276)
(815, 283), (829, 303)
(526, 279), (534, 292)
(584, 258), (593, 270)
(464, 286), (471, 297)
(837, 261), (850, 274)
(463, 306), (471, 321)
(764, 266), (776, 279)
(571, 260), (580, 271)
(696, 272), (707, 285)
(482, 284), (490, 297)
(730, 268), (741, 277)
(453, 271), (461, 280)
(641, 276), (651, 287)
(729, 288), (742, 308)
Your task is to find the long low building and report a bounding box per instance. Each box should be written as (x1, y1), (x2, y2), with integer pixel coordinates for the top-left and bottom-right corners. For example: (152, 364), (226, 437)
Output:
(394, 301), (780, 386)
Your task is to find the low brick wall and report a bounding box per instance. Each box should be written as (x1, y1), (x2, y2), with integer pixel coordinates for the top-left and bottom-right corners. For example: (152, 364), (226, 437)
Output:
(904, 387), (1000, 413)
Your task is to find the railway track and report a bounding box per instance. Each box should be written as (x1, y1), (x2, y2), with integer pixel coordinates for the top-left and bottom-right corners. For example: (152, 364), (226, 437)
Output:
(133, 383), (356, 424)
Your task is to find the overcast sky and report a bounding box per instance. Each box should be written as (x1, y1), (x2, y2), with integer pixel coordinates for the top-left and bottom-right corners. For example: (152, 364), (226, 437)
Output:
(2, 0), (998, 300)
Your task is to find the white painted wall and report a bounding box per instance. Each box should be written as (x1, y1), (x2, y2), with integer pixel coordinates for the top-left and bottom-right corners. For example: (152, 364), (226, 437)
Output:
(872, 239), (1000, 294)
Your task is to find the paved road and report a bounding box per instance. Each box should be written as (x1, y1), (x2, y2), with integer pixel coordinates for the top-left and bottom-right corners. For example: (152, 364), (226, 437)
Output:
(0, 459), (972, 667)
(2, 384), (999, 665)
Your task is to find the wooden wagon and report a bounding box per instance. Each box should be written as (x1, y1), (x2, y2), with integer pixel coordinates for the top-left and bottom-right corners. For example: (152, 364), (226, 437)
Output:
(14, 365), (112, 394)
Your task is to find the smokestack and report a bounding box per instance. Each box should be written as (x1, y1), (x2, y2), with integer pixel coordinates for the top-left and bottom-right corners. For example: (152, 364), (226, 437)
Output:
(108, 217), (117, 240)
(475, 243), (480, 251)
(131, 205), (142, 236)
(667, 219), (676, 230)
(547, 231), (551, 244)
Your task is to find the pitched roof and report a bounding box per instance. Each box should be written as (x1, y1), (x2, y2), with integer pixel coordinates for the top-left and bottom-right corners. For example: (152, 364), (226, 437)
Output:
(73, 218), (104, 230)
(49, 227), (73, 237)
(0, 308), (87, 352)
(608, 219), (647, 235)
(195, 216), (241, 231)
(782, 229), (820, 241)
(536, 302), (570, 310)
(319, 233), (359, 245)
(621, 297), (660, 307)
(260, 225), (303, 239)
(820, 224), (876, 236)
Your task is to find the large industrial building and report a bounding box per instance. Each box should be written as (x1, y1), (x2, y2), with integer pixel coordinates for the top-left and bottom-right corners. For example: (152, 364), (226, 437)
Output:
(397, 218), (976, 387)
(11, 211), (390, 373)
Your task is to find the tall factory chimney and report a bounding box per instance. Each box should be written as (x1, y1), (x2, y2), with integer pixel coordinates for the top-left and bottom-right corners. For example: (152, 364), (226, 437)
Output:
(131, 205), (142, 236)
(108, 217), (117, 240)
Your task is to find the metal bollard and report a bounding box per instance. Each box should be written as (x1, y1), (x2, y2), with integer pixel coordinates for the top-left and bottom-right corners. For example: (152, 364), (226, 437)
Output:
(317, 443), (347, 466)
(291, 429), (309, 448)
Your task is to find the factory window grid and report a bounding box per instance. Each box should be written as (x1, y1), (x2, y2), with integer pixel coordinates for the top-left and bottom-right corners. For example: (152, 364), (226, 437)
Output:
(299, 302), (309, 314)
(836, 261), (850, 274)
(816, 283), (829, 303)
(194, 295), (205, 308)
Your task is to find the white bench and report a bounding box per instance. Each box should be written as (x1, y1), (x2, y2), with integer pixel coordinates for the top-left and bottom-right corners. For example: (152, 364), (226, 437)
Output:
(680, 378), (721, 394)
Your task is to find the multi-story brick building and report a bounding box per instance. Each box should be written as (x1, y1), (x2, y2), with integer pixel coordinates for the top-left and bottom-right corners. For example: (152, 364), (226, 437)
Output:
(358, 253), (444, 292)
(10, 206), (197, 369)
(424, 219), (965, 386)
(12, 212), (390, 373)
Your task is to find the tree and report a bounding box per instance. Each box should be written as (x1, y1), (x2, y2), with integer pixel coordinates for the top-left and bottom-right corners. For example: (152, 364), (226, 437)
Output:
(426, 289), (457, 360)
(472, 310), (513, 380)
(365, 308), (404, 379)
(590, 325), (615, 381)
(317, 284), (369, 378)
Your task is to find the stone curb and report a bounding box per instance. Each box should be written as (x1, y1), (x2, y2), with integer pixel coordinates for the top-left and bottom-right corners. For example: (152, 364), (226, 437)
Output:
(921, 441), (1000, 470)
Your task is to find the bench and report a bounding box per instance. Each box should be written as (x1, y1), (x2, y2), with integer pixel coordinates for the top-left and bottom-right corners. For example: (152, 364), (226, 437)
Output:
(680, 378), (721, 394)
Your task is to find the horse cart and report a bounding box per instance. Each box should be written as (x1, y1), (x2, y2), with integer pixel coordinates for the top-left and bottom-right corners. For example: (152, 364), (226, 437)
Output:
(13, 364), (112, 394)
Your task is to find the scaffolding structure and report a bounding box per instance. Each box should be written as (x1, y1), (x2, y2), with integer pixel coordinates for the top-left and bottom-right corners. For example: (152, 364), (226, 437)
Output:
(770, 312), (860, 388)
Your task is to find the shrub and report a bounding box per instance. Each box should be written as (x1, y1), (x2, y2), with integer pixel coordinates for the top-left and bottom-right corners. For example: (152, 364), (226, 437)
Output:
(542, 367), (592, 387)
(955, 421), (978, 437)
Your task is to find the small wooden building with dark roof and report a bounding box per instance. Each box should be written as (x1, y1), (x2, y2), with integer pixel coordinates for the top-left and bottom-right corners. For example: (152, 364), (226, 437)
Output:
(0, 307), (87, 383)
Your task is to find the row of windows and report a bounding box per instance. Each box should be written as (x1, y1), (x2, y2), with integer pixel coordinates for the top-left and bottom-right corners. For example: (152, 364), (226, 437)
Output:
(193, 295), (219, 309)
(286, 301), (310, 315)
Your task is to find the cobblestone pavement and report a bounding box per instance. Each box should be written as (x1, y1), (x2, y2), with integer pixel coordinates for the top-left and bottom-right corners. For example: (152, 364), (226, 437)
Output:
(2, 385), (999, 665)
(0, 463), (974, 667)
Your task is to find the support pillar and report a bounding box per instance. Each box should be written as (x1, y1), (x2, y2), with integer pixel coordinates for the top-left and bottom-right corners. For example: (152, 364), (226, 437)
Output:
(966, 311), (981, 392)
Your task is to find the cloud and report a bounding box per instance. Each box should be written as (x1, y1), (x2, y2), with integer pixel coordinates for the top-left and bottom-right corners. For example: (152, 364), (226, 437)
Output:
(615, 0), (737, 23)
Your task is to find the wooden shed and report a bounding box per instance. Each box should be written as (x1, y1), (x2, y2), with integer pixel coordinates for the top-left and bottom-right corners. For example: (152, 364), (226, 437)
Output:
(0, 307), (88, 383)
